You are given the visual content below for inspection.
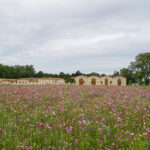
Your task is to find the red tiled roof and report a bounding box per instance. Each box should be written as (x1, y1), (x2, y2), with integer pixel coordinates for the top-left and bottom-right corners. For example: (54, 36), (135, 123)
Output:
(1, 79), (18, 81)
(20, 78), (38, 82)
(39, 77), (64, 80)
(0, 77), (64, 82)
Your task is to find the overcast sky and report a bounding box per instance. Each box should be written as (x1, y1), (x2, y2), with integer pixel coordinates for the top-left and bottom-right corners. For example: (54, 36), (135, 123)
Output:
(0, 0), (150, 74)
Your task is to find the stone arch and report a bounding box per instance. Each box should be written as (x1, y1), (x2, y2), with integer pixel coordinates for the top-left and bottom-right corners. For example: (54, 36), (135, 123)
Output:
(118, 79), (121, 86)
(105, 78), (108, 85)
(79, 78), (84, 85)
(91, 78), (96, 85)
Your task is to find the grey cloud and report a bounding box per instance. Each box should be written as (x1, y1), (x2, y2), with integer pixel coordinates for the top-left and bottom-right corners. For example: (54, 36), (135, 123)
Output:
(0, 0), (150, 74)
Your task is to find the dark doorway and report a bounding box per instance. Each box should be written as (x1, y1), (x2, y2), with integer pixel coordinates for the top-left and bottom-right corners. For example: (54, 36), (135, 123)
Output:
(118, 79), (121, 86)
(91, 79), (96, 85)
(105, 79), (108, 85)
(79, 79), (84, 85)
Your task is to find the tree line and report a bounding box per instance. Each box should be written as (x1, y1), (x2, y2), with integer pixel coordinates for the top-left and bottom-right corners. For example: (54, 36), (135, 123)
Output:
(0, 52), (149, 85)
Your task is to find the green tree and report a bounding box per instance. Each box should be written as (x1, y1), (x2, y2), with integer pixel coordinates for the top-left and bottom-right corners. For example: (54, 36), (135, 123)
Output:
(72, 70), (82, 77)
(120, 68), (134, 84)
(75, 70), (82, 76)
(59, 72), (65, 78)
(129, 52), (150, 84)
(87, 72), (100, 77)
(24, 65), (35, 77)
(101, 74), (106, 77)
(35, 71), (44, 77)
(113, 71), (120, 76)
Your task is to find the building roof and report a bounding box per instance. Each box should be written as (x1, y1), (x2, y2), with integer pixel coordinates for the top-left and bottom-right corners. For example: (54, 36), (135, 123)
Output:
(19, 78), (38, 82)
(0, 77), (64, 82)
(74, 75), (126, 79)
(39, 77), (64, 80)
(1, 79), (18, 81)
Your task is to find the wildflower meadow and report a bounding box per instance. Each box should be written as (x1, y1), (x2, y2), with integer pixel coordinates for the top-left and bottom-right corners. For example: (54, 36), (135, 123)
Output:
(0, 85), (149, 150)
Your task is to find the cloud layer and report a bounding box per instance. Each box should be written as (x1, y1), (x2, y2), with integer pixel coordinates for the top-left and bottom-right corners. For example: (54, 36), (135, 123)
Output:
(0, 0), (150, 74)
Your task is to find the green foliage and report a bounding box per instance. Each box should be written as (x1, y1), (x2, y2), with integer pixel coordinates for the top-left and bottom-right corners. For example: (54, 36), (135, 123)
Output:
(71, 70), (83, 77)
(113, 71), (120, 76)
(119, 52), (150, 85)
(35, 71), (44, 77)
(120, 68), (134, 84)
(86, 72), (100, 77)
(0, 64), (35, 79)
(110, 80), (112, 85)
(101, 74), (106, 77)
(64, 78), (75, 83)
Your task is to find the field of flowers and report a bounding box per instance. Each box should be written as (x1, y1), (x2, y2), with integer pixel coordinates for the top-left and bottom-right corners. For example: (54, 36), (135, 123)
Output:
(0, 85), (149, 150)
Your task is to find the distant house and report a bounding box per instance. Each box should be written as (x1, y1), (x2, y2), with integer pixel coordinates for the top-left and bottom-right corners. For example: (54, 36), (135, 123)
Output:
(0, 79), (18, 84)
(37, 78), (65, 85)
(74, 76), (126, 86)
(0, 78), (65, 85)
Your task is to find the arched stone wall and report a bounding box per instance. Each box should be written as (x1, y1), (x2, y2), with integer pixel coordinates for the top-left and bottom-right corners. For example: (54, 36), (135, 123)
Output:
(91, 79), (96, 85)
(79, 78), (84, 85)
(74, 76), (126, 86)
(100, 76), (114, 86)
(74, 76), (87, 85)
(113, 76), (126, 86)
(86, 76), (100, 85)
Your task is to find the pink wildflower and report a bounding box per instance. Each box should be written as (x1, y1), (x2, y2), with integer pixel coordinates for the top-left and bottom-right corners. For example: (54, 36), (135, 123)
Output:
(75, 139), (78, 144)
(78, 121), (82, 125)
(143, 132), (147, 135)
(47, 125), (52, 129)
(28, 146), (32, 149)
(101, 118), (105, 122)
(19, 139), (23, 142)
(25, 138), (28, 142)
(112, 142), (115, 146)
(83, 120), (86, 124)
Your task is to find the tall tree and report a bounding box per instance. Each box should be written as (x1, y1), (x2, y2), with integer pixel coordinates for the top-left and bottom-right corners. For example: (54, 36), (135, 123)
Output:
(24, 65), (35, 77)
(72, 70), (82, 77)
(59, 72), (65, 78)
(35, 71), (44, 77)
(101, 74), (106, 77)
(87, 72), (100, 77)
(129, 52), (150, 84)
(113, 71), (120, 76)
(120, 68), (134, 84)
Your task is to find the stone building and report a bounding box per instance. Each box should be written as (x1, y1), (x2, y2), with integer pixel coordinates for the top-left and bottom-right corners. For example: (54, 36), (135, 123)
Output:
(37, 78), (65, 85)
(0, 77), (65, 85)
(74, 76), (126, 86)
(0, 76), (126, 86)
